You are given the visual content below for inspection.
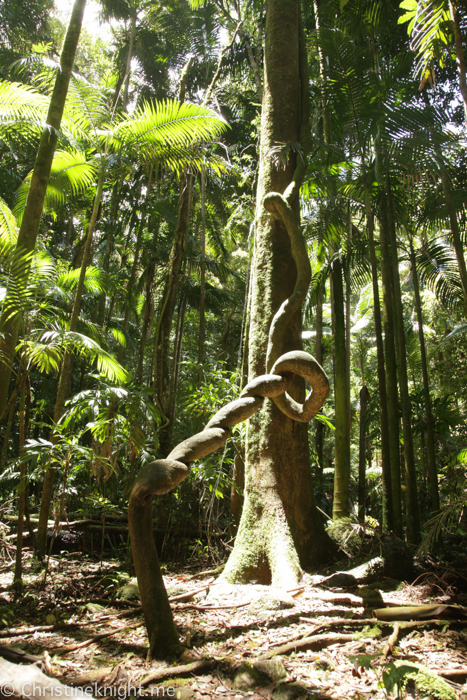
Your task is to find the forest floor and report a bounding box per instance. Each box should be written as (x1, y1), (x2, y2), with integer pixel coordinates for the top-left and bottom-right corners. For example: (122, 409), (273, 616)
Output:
(1, 551), (467, 700)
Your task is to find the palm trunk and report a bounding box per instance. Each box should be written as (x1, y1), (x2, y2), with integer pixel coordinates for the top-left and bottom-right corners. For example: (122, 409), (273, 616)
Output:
(168, 289), (187, 434)
(364, 182), (393, 533)
(198, 169), (206, 368)
(152, 172), (194, 451)
(36, 161), (105, 560)
(240, 30), (263, 103)
(136, 256), (156, 383)
(358, 384), (370, 522)
(1, 396), (17, 466)
(105, 207), (139, 329)
(0, 0), (86, 416)
(332, 259), (350, 519)
(315, 283), (325, 478)
(13, 385), (27, 590)
(386, 179), (420, 543)
(122, 7), (137, 111)
(379, 211), (402, 535)
(345, 212), (352, 490)
(97, 178), (121, 326)
(118, 173), (152, 363)
(152, 62), (196, 452)
(409, 240), (439, 513)
(437, 155), (467, 315)
(449, 0), (467, 122)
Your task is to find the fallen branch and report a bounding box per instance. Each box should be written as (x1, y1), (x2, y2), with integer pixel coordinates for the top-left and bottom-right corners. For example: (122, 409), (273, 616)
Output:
(261, 632), (356, 658)
(436, 667), (467, 681)
(139, 658), (214, 686)
(57, 621), (142, 654)
(185, 565), (225, 580)
(382, 623), (400, 660)
(312, 590), (420, 608)
(169, 583), (212, 602)
(0, 607), (143, 639)
(175, 601), (251, 611)
(373, 604), (467, 621)
(0, 644), (43, 666)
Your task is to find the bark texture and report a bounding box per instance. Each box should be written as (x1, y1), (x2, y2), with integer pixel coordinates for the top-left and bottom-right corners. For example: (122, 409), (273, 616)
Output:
(221, 0), (337, 586)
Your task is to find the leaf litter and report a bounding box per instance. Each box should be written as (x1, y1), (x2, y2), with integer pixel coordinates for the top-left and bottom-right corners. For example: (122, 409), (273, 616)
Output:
(1, 552), (467, 700)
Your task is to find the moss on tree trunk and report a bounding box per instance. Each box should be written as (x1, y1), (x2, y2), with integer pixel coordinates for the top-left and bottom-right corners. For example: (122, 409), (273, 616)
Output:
(222, 0), (336, 588)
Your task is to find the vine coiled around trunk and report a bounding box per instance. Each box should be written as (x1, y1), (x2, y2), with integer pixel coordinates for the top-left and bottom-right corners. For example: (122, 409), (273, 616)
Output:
(129, 124), (327, 659)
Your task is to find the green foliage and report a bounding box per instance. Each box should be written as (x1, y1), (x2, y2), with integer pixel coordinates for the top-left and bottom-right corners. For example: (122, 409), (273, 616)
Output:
(325, 517), (364, 556)
(381, 662), (421, 699)
(14, 150), (97, 223)
(398, 0), (452, 86)
(0, 197), (18, 246)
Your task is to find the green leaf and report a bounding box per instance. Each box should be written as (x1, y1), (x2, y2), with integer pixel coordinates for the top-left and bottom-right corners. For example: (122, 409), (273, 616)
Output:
(0, 198), (18, 247)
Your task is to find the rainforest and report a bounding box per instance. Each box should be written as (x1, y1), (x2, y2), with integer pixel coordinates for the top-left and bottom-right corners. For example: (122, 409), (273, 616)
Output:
(1, 0), (467, 697)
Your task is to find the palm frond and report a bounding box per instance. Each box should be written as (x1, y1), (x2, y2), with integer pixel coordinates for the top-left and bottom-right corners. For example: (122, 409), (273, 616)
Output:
(22, 326), (128, 383)
(13, 150), (97, 222)
(398, 0), (451, 84)
(427, 323), (467, 361)
(57, 266), (110, 295)
(0, 80), (48, 124)
(112, 99), (227, 152)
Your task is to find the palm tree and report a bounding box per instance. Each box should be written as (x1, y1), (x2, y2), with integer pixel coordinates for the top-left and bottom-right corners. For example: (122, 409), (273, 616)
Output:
(0, 0), (86, 417)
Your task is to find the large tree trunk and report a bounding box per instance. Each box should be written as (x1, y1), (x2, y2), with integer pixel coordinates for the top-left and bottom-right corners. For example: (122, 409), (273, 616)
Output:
(0, 0), (86, 417)
(222, 0), (336, 588)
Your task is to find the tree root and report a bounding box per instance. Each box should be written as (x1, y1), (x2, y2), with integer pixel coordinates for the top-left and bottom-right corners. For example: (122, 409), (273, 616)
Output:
(56, 621), (142, 654)
(383, 622), (400, 659)
(139, 659), (214, 687)
(262, 632), (357, 658)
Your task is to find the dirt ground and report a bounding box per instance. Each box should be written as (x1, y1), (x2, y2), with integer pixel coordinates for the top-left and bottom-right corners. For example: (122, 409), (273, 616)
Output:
(1, 551), (467, 700)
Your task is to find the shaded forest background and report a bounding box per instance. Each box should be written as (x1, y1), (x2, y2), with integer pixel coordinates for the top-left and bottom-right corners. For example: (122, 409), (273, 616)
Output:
(1, 0), (467, 577)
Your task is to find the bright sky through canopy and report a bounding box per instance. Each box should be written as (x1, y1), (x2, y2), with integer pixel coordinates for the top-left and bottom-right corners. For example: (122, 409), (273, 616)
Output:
(53, 0), (114, 41)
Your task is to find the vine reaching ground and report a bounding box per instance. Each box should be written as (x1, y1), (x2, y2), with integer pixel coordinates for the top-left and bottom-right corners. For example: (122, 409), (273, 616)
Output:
(128, 176), (329, 658)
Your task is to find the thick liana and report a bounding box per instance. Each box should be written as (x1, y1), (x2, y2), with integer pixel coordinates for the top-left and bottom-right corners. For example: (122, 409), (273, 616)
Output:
(128, 350), (329, 659)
